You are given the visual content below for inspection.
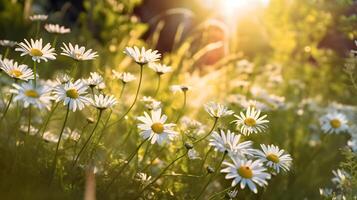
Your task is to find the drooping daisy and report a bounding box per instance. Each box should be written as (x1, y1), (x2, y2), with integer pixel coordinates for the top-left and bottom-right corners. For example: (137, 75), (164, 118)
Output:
(15, 38), (56, 63)
(221, 157), (271, 194)
(0, 58), (34, 81)
(254, 144), (292, 173)
(44, 24), (71, 34)
(61, 42), (98, 61)
(232, 107), (269, 136)
(124, 46), (161, 65)
(209, 130), (253, 158)
(319, 112), (349, 134)
(53, 79), (91, 112)
(332, 169), (350, 188)
(137, 108), (177, 145)
(91, 94), (117, 110)
(148, 63), (172, 75)
(0, 40), (17, 47)
(29, 14), (48, 21)
(84, 72), (104, 88)
(204, 102), (234, 118)
(10, 81), (53, 110)
(170, 85), (191, 93)
(112, 70), (136, 83)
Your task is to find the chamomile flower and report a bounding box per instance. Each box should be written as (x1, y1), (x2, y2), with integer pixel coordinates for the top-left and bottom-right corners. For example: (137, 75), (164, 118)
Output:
(56, 73), (73, 84)
(209, 130), (253, 158)
(149, 63), (172, 75)
(15, 38), (56, 63)
(141, 96), (161, 110)
(137, 108), (177, 145)
(29, 14), (48, 21)
(42, 131), (59, 143)
(319, 188), (333, 198)
(53, 79), (91, 112)
(112, 70), (136, 83)
(347, 134), (357, 152)
(61, 43), (98, 61)
(91, 94), (117, 110)
(84, 72), (104, 88)
(319, 112), (349, 134)
(44, 24), (71, 34)
(124, 46), (161, 65)
(232, 107), (269, 136)
(254, 144), (292, 173)
(188, 149), (201, 160)
(204, 102), (234, 118)
(0, 40), (17, 47)
(221, 157), (271, 194)
(170, 85), (191, 93)
(332, 169), (350, 188)
(10, 81), (52, 110)
(0, 58), (34, 81)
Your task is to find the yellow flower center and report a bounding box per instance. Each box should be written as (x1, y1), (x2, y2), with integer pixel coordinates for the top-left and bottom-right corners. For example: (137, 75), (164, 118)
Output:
(151, 122), (164, 134)
(66, 89), (79, 99)
(30, 48), (43, 57)
(244, 117), (256, 127)
(74, 52), (83, 60)
(266, 154), (280, 163)
(238, 166), (253, 179)
(330, 119), (341, 129)
(25, 89), (39, 98)
(10, 69), (23, 77)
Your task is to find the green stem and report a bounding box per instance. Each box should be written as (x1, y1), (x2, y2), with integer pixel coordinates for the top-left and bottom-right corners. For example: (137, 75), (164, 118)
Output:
(73, 123), (89, 160)
(175, 91), (187, 123)
(49, 105), (70, 185)
(208, 187), (233, 200)
(4, 48), (9, 59)
(193, 117), (218, 144)
(119, 82), (126, 98)
(72, 110), (103, 168)
(154, 74), (161, 97)
(201, 147), (213, 171)
(33, 61), (37, 87)
(52, 35), (58, 48)
(195, 152), (227, 200)
(27, 106), (32, 136)
(105, 139), (148, 192)
(0, 94), (14, 124)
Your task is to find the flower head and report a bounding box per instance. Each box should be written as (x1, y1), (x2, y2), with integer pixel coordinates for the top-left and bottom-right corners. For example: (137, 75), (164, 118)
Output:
(53, 79), (91, 112)
(61, 43), (98, 61)
(319, 112), (349, 134)
(221, 157), (271, 194)
(112, 70), (136, 83)
(0, 58), (34, 81)
(91, 94), (117, 110)
(209, 130), (253, 158)
(15, 39), (56, 63)
(149, 63), (172, 75)
(29, 14), (48, 21)
(137, 109), (177, 145)
(204, 102), (234, 118)
(170, 85), (191, 93)
(332, 169), (350, 188)
(10, 81), (53, 110)
(0, 40), (17, 47)
(44, 24), (71, 34)
(124, 46), (161, 65)
(232, 107), (269, 136)
(84, 72), (104, 88)
(141, 96), (161, 110)
(254, 144), (292, 173)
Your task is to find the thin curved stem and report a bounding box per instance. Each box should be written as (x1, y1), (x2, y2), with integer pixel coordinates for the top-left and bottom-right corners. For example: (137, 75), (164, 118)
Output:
(37, 102), (59, 136)
(208, 187), (233, 200)
(49, 105), (70, 185)
(201, 146), (213, 171)
(105, 139), (148, 192)
(72, 110), (103, 168)
(154, 74), (161, 97)
(193, 117), (218, 144)
(108, 64), (144, 128)
(0, 93), (14, 124)
(175, 91), (187, 123)
(195, 152), (227, 200)
(119, 82), (126, 98)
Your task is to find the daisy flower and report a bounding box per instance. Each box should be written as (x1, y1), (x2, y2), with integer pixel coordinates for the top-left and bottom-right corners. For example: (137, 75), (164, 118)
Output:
(319, 112), (349, 134)
(254, 144), (292, 173)
(141, 96), (161, 110)
(42, 131), (59, 143)
(15, 38), (56, 63)
(112, 70), (136, 83)
(209, 130), (253, 158)
(53, 79), (91, 112)
(137, 108), (177, 145)
(0, 40), (17, 47)
(170, 85), (191, 93)
(56, 73), (73, 84)
(124, 46), (161, 65)
(204, 102), (234, 118)
(0, 58), (34, 81)
(332, 169), (350, 188)
(149, 63), (172, 75)
(221, 157), (271, 194)
(10, 81), (52, 110)
(84, 72), (104, 88)
(61, 42), (98, 61)
(232, 107), (269, 136)
(91, 94), (117, 110)
(29, 14), (48, 21)
(44, 24), (71, 34)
